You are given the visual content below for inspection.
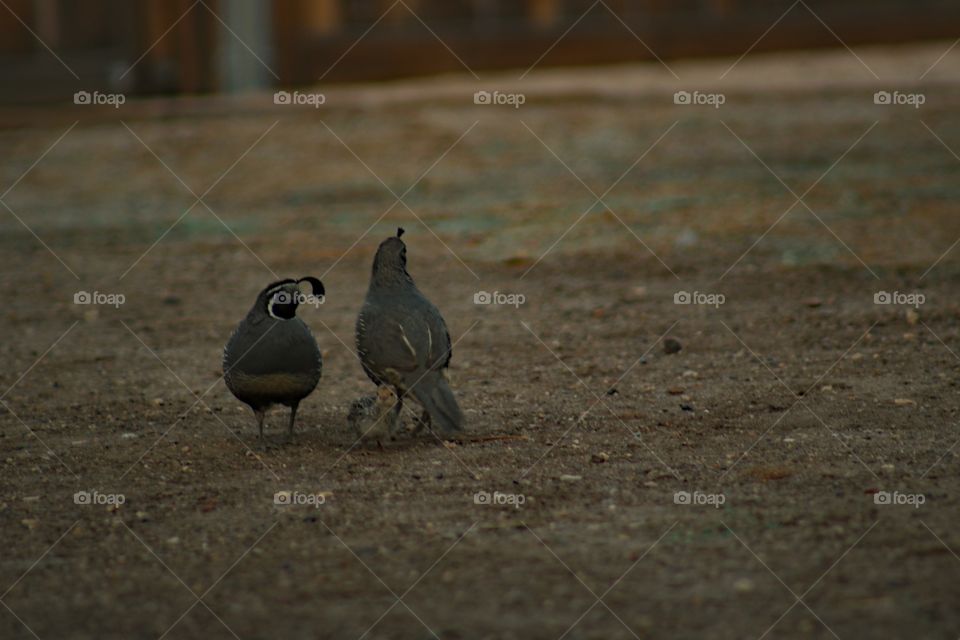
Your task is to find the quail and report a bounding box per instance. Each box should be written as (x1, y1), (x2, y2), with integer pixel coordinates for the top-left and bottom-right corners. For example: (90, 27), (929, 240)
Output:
(355, 228), (464, 435)
(223, 277), (324, 441)
(347, 385), (400, 443)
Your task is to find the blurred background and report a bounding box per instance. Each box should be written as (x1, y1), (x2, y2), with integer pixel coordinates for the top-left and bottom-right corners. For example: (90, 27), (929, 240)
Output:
(3, 2), (960, 639)
(1, 0), (959, 102)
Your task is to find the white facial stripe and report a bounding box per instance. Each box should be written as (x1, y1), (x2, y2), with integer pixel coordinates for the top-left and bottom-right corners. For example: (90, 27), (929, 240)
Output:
(267, 297), (283, 319)
(266, 282), (295, 298)
(267, 290), (295, 320)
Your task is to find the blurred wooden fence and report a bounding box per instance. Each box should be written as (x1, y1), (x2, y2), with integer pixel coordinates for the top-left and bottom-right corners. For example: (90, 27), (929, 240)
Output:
(1, 0), (958, 102)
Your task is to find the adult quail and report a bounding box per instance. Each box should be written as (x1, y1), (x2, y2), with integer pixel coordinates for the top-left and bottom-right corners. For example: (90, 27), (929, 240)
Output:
(355, 228), (464, 435)
(223, 277), (324, 441)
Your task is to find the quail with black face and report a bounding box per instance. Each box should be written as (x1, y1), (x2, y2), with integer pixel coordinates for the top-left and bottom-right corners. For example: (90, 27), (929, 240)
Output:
(223, 277), (324, 441)
(355, 229), (464, 436)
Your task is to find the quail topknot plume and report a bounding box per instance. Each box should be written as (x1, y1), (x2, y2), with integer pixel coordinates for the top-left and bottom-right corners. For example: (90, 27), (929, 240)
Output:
(223, 277), (324, 441)
(355, 228), (464, 435)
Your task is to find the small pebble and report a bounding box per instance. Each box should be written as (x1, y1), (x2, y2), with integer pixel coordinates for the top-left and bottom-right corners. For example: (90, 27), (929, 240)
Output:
(663, 338), (683, 355)
(734, 578), (755, 593)
(560, 474), (582, 482)
(591, 452), (609, 464)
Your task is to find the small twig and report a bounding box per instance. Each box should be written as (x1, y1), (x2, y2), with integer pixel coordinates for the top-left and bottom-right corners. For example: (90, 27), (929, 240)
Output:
(464, 434), (530, 444)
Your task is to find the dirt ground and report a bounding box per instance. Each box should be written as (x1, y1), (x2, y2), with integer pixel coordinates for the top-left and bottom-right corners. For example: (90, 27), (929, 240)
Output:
(3, 42), (960, 639)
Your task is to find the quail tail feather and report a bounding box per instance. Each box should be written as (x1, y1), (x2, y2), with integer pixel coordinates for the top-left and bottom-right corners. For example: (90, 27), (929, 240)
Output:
(411, 374), (464, 434)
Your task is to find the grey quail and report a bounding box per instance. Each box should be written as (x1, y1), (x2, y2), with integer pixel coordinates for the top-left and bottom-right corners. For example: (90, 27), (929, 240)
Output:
(223, 277), (324, 441)
(355, 228), (464, 436)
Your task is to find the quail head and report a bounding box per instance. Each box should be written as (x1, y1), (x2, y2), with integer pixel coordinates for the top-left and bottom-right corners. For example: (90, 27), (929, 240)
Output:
(223, 277), (324, 441)
(355, 228), (464, 436)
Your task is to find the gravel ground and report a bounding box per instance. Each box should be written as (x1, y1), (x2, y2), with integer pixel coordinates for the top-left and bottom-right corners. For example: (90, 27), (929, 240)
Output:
(2, 42), (960, 639)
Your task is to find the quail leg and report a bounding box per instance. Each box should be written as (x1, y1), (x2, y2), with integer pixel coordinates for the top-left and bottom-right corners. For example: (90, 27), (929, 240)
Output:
(254, 408), (266, 445)
(414, 409), (432, 435)
(287, 402), (299, 443)
(389, 391), (404, 439)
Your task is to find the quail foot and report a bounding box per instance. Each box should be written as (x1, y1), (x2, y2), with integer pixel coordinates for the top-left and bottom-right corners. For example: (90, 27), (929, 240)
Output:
(355, 228), (464, 436)
(223, 277), (324, 443)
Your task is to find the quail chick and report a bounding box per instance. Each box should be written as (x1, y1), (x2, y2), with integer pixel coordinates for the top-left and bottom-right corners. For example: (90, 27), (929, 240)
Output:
(347, 385), (400, 443)
(355, 228), (464, 435)
(223, 277), (324, 441)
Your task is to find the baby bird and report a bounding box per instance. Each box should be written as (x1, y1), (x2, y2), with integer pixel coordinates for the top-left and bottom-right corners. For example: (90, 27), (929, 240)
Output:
(223, 277), (324, 441)
(355, 228), (464, 436)
(347, 385), (400, 444)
